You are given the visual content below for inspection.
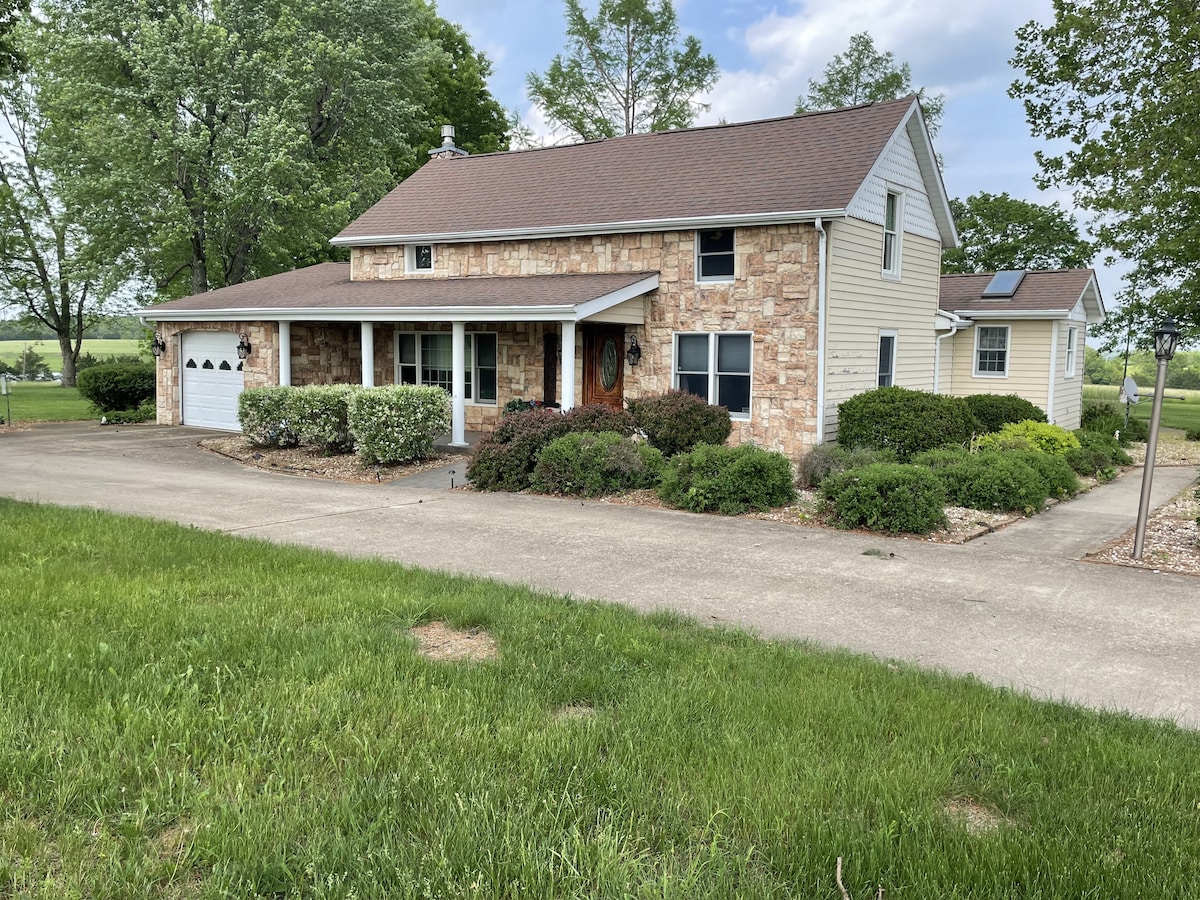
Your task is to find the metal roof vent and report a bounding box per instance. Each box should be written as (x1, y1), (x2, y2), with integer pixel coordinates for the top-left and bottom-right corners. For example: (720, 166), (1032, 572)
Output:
(981, 270), (1026, 298)
(429, 124), (468, 160)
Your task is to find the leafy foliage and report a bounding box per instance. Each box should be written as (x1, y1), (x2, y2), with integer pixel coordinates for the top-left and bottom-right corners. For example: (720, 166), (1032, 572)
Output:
(963, 393), (1048, 433)
(627, 390), (732, 457)
(796, 444), (897, 490)
(836, 387), (978, 460)
(821, 463), (947, 534)
(468, 407), (575, 491)
(941, 192), (1093, 274)
(531, 431), (664, 496)
(526, 0), (718, 140)
(934, 454), (1048, 513)
(972, 421), (1081, 456)
(1007, 450), (1079, 499)
(75, 361), (155, 412)
(657, 443), (796, 515)
(1080, 402), (1148, 445)
(346, 385), (450, 464)
(238, 387), (300, 448)
(289, 384), (360, 455)
(562, 402), (637, 437)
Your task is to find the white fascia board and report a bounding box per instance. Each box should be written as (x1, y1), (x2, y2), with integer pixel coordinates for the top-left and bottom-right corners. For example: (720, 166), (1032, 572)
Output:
(935, 309), (972, 330)
(954, 309), (1072, 321)
(575, 274), (658, 320)
(141, 305), (584, 324)
(329, 210), (847, 247)
(1080, 272), (1106, 322)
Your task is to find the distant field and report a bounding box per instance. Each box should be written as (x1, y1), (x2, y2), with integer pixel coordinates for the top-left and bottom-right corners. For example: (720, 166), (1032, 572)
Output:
(1084, 384), (1200, 432)
(1, 382), (93, 423)
(0, 339), (146, 369)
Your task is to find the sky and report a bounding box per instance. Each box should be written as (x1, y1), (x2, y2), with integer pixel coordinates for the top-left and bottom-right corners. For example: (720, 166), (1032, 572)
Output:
(433, 0), (1128, 312)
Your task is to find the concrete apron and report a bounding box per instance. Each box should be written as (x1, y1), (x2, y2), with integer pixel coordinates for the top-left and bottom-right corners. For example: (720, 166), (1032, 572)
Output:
(2, 423), (1198, 728)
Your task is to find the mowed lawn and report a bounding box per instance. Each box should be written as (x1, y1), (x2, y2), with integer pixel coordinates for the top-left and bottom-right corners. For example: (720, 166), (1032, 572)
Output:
(0, 339), (146, 370)
(1, 501), (1198, 898)
(2, 382), (94, 423)
(1085, 384), (1200, 433)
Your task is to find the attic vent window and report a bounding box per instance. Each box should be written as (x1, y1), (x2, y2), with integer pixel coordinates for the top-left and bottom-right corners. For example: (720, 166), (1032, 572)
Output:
(982, 270), (1026, 298)
(406, 244), (434, 273)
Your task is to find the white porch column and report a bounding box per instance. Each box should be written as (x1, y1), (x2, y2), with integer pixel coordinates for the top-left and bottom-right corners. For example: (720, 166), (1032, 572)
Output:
(450, 321), (468, 446)
(278, 321), (292, 386)
(360, 322), (375, 387)
(560, 320), (576, 411)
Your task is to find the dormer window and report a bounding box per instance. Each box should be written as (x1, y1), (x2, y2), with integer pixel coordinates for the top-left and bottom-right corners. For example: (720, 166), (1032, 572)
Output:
(406, 244), (434, 273)
(696, 229), (735, 282)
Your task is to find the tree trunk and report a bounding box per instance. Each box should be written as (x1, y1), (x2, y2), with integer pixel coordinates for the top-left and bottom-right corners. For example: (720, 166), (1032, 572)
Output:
(57, 332), (78, 387)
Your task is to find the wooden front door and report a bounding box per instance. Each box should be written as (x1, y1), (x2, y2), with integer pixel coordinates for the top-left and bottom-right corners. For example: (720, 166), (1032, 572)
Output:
(583, 325), (625, 408)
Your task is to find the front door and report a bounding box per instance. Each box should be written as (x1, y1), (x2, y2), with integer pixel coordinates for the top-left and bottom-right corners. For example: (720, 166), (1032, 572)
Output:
(582, 325), (624, 408)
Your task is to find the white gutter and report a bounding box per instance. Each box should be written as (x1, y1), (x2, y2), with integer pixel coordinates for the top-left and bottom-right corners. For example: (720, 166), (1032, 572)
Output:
(951, 309), (1074, 321)
(933, 315), (972, 394)
(814, 217), (828, 443)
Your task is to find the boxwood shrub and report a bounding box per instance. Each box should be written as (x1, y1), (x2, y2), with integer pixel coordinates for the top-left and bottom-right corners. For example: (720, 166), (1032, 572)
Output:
(238, 386), (299, 447)
(658, 443), (796, 515)
(964, 393), (1047, 433)
(468, 407), (574, 491)
(1007, 450), (1079, 499)
(836, 386), (978, 460)
(562, 402), (637, 436)
(531, 431), (664, 496)
(1066, 430), (1132, 477)
(796, 444), (897, 489)
(821, 463), (947, 534)
(627, 391), (732, 457)
(76, 362), (156, 413)
(935, 453), (1048, 513)
(909, 446), (973, 470)
(290, 384), (359, 454)
(973, 420), (1081, 456)
(346, 385), (450, 464)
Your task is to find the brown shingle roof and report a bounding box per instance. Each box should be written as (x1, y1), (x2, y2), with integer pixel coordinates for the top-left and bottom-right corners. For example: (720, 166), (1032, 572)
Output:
(142, 263), (657, 318)
(939, 270), (1099, 315)
(335, 99), (918, 243)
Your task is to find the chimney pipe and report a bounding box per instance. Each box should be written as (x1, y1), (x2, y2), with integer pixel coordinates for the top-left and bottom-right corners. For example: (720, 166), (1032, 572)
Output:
(429, 124), (468, 159)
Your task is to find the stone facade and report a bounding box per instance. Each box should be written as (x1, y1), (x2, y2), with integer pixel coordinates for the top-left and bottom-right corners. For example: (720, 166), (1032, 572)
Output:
(154, 321), (277, 425)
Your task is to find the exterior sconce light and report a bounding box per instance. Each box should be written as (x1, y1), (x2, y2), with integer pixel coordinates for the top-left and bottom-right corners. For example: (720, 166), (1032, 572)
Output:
(150, 331), (167, 358)
(1133, 317), (1182, 558)
(236, 332), (252, 360)
(626, 334), (642, 367)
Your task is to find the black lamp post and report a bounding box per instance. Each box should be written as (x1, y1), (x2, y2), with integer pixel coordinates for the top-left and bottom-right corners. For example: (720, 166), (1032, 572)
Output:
(1132, 317), (1181, 559)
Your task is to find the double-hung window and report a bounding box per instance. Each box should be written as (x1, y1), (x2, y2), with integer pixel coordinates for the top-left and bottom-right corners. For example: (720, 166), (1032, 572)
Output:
(696, 229), (735, 282)
(974, 325), (1009, 377)
(397, 332), (497, 403)
(674, 332), (751, 418)
(882, 191), (901, 276)
(1065, 326), (1078, 378)
(877, 330), (897, 387)
(405, 244), (434, 273)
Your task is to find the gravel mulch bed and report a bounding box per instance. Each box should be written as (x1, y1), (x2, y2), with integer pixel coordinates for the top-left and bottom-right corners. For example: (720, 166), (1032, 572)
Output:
(199, 436), (458, 483)
(1086, 477), (1200, 576)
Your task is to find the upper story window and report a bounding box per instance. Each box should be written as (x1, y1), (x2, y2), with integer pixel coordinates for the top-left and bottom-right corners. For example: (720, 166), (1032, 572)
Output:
(1065, 326), (1079, 378)
(974, 325), (1009, 377)
(405, 244), (434, 273)
(882, 191), (902, 277)
(696, 229), (735, 282)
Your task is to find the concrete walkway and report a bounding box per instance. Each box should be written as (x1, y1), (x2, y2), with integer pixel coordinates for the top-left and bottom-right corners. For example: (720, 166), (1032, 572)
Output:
(2, 423), (1198, 727)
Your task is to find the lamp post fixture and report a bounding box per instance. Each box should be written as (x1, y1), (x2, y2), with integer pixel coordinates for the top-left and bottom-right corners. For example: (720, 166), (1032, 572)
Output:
(1132, 317), (1181, 559)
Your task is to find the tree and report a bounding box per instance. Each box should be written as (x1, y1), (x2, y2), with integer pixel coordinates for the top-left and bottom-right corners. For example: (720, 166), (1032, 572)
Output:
(942, 192), (1093, 274)
(526, 0), (718, 141)
(1011, 1), (1200, 348)
(1083, 346), (1121, 385)
(795, 32), (944, 135)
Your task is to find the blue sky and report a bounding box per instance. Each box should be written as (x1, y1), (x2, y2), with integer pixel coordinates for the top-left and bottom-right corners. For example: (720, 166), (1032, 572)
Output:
(435, 0), (1127, 307)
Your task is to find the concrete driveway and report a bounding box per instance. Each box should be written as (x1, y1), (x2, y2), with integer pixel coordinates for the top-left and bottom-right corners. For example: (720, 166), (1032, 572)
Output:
(3, 422), (1198, 727)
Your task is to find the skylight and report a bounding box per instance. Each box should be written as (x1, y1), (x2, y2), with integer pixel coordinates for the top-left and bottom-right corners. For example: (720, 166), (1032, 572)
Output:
(982, 270), (1026, 298)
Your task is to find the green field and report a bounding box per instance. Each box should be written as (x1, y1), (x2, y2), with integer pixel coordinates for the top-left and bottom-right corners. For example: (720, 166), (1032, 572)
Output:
(2, 500), (1198, 898)
(0, 382), (94, 423)
(0, 339), (147, 370)
(1084, 384), (1200, 433)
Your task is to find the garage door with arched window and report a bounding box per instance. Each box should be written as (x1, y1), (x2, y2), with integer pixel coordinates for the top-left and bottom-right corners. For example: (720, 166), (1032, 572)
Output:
(181, 331), (244, 430)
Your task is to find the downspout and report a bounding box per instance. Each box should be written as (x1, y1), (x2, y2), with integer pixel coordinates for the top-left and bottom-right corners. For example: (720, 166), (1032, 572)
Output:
(933, 315), (969, 394)
(814, 217), (827, 443)
(1046, 321), (1059, 425)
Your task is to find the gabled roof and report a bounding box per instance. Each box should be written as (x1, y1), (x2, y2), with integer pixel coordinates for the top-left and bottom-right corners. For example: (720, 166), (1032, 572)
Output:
(335, 97), (952, 246)
(141, 263), (659, 323)
(940, 269), (1106, 324)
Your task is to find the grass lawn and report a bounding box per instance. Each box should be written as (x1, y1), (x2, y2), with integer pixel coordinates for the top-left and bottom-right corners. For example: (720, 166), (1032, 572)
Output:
(1084, 384), (1200, 433)
(2, 382), (94, 423)
(2, 501), (1198, 898)
(0, 339), (146, 369)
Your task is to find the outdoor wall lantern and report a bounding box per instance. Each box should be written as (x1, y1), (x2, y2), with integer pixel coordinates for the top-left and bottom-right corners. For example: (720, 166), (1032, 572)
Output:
(1132, 317), (1181, 559)
(150, 331), (167, 358)
(236, 333), (252, 360)
(626, 334), (642, 367)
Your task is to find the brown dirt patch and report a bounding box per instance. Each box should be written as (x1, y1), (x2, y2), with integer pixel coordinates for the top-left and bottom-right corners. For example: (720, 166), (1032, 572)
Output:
(157, 822), (195, 859)
(943, 797), (1009, 834)
(410, 622), (498, 662)
(554, 704), (597, 721)
(200, 436), (460, 483)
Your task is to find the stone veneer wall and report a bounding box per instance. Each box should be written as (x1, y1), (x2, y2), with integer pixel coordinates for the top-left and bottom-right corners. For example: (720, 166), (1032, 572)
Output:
(154, 321), (277, 425)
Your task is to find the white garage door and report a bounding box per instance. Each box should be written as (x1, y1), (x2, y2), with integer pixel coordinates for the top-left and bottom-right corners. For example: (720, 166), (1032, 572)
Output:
(181, 331), (244, 431)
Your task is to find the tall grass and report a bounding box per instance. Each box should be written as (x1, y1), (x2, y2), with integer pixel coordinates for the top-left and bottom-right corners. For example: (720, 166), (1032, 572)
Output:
(2, 500), (1199, 898)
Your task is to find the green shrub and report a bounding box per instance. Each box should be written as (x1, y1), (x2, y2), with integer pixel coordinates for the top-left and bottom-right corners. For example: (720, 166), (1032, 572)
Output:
(468, 407), (574, 491)
(973, 420), (1081, 456)
(76, 362), (156, 412)
(531, 431), (664, 496)
(1074, 430), (1132, 466)
(290, 384), (359, 454)
(836, 387), (979, 460)
(1081, 402), (1148, 445)
(935, 454), (1047, 513)
(562, 402), (637, 436)
(1008, 450), (1079, 499)
(658, 443), (796, 515)
(821, 463), (947, 534)
(101, 398), (157, 425)
(238, 386), (299, 447)
(909, 446), (973, 470)
(346, 385), (450, 464)
(964, 393), (1047, 433)
(628, 391), (733, 457)
(796, 444), (897, 489)
(1185, 427), (1200, 442)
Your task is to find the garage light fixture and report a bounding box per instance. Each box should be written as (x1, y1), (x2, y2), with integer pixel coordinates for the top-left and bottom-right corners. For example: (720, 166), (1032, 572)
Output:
(150, 331), (167, 358)
(626, 334), (642, 367)
(236, 333), (252, 360)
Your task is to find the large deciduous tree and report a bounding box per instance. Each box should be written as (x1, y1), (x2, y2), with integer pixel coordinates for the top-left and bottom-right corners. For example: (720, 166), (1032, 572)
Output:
(1011, 0), (1200, 347)
(795, 32), (944, 135)
(942, 192), (1093, 274)
(526, 0), (718, 141)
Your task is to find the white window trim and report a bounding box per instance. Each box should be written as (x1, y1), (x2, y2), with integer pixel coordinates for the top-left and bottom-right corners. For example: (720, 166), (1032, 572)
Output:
(672, 331), (752, 420)
(404, 244), (435, 274)
(973, 325), (1010, 378)
(396, 330), (497, 405)
(877, 329), (897, 387)
(1065, 325), (1079, 378)
(882, 190), (903, 280)
(695, 229), (736, 284)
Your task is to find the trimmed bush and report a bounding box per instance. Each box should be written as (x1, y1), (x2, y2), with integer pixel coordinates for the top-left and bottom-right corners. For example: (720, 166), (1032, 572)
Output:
(1008, 450), (1079, 499)
(531, 431), (664, 496)
(909, 446), (973, 470)
(935, 454), (1047, 513)
(836, 387), (979, 460)
(658, 443), (796, 515)
(238, 387), (299, 448)
(346, 385), (450, 464)
(1071, 430), (1132, 470)
(468, 407), (574, 491)
(964, 393), (1047, 433)
(796, 444), (897, 489)
(290, 385), (359, 454)
(628, 391), (733, 457)
(1185, 427), (1200, 442)
(562, 402), (637, 437)
(76, 362), (156, 413)
(101, 398), (157, 425)
(821, 463), (947, 534)
(973, 421), (1081, 456)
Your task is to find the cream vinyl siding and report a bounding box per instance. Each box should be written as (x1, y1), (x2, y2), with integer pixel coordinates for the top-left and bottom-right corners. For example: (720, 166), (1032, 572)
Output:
(1052, 320), (1087, 430)
(823, 216), (941, 439)
(944, 319), (1054, 413)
